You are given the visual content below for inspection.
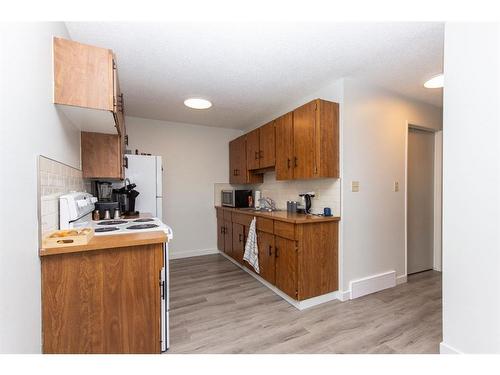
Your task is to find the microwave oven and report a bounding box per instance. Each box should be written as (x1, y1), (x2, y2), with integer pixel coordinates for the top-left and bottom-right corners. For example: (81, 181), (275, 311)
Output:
(221, 189), (252, 208)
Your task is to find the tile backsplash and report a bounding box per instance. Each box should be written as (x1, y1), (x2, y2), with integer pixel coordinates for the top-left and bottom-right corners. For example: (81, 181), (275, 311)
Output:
(38, 156), (90, 235)
(214, 172), (341, 216)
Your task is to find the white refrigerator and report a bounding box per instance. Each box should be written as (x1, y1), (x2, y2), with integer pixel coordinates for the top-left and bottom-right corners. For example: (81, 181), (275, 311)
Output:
(124, 155), (163, 220)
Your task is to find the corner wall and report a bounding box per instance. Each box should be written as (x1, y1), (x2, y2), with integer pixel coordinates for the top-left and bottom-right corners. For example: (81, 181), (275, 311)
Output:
(441, 23), (500, 354)
(124, 116), (243, 259)
(0, 23), (81, 353)
(341, 78), (442, 292)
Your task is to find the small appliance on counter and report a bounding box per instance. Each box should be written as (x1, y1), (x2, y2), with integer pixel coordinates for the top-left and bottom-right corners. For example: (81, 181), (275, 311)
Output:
(254, 190), (261, 209)
(94, 181), (119, 220)
(113, 181), (140, 217)
(221, 189), (253, 208)
(297, 192), (315, 214)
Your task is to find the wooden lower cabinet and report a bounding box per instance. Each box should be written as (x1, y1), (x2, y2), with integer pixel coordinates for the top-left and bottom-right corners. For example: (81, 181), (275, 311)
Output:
(232, 223), (245, 264)
(217, 217), (225, 252)
(216, 207), (338, 301)
(297, 222), (338, 300)
(223, 220), (233, 256)
(41, 244), (163, 354)
(257, 231), (276, 285)
(275, 236), (298, 299)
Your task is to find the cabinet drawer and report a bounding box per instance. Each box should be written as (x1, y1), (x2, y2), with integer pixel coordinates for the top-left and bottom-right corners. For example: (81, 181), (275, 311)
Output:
(256, 217), (274, 234)
(223, 209), (232, 221)
(232, 212), (252, 227)
(274, 221), (295, 240)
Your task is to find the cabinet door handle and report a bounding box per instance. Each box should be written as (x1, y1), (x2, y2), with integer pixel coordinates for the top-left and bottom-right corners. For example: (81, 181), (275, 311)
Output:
(123, 156), (128, 169)
(259, 150), (263, 159)
(275, 247), (279, 257)
(255, 151), (259, 160)
(287, 158), (291, 169)
(118, 93), (124, 113)
(239, 233), (242, 242)
(294, 157), (298, 167)
(235, 169), (239, 176)
(268, 245), (272, 256)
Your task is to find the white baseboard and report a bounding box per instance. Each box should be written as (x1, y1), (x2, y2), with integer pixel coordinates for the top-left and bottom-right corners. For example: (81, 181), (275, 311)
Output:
(218, 251), (341, 310)
(169, 247), (219, 260)
(396, 274), (407, 284)
(440, 341), (463, 354)
(350, 270), (396, 299)
(337, 289), (351, 301)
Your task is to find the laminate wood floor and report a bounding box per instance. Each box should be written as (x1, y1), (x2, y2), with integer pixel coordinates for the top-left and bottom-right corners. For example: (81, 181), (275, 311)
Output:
(168, 254), (442, 354)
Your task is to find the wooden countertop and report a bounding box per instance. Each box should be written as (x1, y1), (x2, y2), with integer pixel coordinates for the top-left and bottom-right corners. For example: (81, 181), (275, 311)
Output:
(40, 231), (167, 257)
(216, 206), (340, 224)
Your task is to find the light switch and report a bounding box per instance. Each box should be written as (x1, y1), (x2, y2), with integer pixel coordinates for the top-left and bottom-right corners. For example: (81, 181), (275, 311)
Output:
(351, 181), (360, 192)
(394, 181), (399, 192)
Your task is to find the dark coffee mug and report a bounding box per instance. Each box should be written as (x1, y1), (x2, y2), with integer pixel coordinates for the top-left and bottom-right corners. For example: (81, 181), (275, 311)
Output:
(323, 207), (332, 216)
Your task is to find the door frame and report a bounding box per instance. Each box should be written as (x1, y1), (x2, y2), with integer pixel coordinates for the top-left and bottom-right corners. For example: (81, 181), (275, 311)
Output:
(404, 121), (443, 276)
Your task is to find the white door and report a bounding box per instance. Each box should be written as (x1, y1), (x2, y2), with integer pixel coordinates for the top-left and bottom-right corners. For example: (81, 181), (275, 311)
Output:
(407, 128), (435, 274)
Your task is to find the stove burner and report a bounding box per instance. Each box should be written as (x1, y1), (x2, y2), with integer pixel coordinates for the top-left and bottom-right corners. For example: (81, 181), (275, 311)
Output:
(97, 220), (127, 226)
(133, 218), (155, 223)
(126, 224), (159, 230)
(95, 227), (120, 233)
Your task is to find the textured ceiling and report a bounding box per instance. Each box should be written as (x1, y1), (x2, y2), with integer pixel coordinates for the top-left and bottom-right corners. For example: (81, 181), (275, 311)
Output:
(66, 22), (444, 129)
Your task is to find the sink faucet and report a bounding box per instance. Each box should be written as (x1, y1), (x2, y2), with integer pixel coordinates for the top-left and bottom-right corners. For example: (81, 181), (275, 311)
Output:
(258, 197), (276, 211)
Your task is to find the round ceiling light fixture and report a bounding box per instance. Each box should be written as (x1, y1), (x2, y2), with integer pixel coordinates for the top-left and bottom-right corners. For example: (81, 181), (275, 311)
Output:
(424, 74), (444, 89)
(184, 98), (212, 109)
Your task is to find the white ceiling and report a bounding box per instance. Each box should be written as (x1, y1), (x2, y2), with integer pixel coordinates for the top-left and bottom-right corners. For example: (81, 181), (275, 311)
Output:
(66, 22), (444, 129)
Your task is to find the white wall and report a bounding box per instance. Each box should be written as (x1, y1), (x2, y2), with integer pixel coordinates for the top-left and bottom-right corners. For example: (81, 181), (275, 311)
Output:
(0, 23), (80, 353)
(341, 78), (442, 292)
(124, 116), (243, 259)
(243, 77), (442, 294)
(441, 23), (500, 354)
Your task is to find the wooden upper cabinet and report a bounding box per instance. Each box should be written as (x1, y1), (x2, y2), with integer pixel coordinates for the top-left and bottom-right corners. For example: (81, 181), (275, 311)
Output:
(81, 132), (123, 179)
(246, 129), (260, 170)
(292, 99), (339, 179)
(54, 37), (114, 111)
(314, 99), (339, 178)
(292, 101), (317, 179)
(259, 121), (275, 169)
(275, 112), (294, 180)
(229, 136), (243, 184)
(229, 135), (263, 184)
(228, 98), (338, 182)
(53, 37), (125, 135)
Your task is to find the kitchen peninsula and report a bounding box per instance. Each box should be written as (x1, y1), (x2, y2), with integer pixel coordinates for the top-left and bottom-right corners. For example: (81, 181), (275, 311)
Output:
(40, 230), (168, 354)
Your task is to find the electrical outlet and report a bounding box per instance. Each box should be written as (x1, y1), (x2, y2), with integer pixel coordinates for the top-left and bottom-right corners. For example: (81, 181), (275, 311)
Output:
(351, 181), (360, 192)
(394, 181), (399, 192)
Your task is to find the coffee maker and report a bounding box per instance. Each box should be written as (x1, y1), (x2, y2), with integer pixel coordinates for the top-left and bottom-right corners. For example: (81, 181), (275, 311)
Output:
(112, 180), (140, 216)
(297, 192), (315, 214)
(94, 181), (119, 219)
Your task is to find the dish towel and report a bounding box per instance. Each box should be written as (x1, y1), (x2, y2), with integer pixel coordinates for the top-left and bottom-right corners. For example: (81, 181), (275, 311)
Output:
(243, 217), (260, 274)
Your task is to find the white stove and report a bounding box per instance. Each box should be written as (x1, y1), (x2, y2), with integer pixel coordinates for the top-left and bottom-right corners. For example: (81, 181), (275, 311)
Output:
(89, 217), (173, 238)
(59, 191), (172, 239)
